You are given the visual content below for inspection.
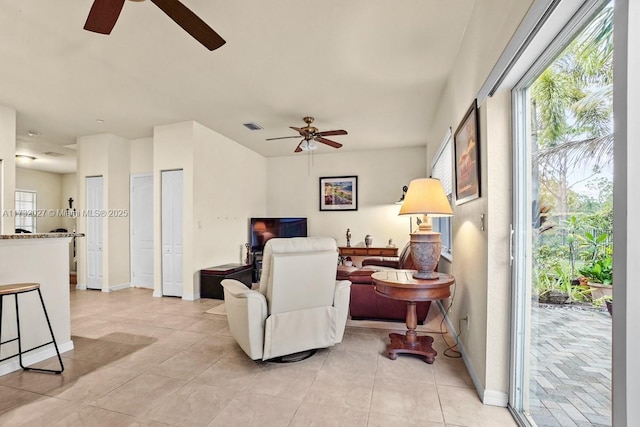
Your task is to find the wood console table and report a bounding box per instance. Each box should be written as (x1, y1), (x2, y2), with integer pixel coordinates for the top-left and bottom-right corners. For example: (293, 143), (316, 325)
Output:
(338, 246), (398, 257)
(372, 270), (454, 364)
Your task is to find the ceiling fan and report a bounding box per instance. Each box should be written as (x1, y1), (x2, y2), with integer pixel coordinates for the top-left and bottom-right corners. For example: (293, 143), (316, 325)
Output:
(83, 0), (226, 51)
(266, 117), (348, 153)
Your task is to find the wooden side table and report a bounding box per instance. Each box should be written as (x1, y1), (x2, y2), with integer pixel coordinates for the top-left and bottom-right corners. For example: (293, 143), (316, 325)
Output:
(372, 270), (454, 364)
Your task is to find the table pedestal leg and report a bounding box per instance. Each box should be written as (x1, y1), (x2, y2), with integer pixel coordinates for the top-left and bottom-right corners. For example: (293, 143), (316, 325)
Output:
(386, 301), (437, 364)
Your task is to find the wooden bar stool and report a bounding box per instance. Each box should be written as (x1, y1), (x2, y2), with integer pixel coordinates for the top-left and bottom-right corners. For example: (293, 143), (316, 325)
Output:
(0, 283), (64, 374)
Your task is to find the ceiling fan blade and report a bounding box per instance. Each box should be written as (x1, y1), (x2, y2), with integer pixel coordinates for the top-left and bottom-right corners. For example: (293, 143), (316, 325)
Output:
(294, 141), (303, 153)
(84, 0), (126, 34)
(265, 135), (301, 141)
(315, 137), (343, 149)
(316, 129), (348, 137)
(149, 0), (226, 51)
(289, 126), (303, 133)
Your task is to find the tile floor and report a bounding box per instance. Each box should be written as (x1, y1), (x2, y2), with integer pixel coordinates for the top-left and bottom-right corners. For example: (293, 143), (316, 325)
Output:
(0, 288), (517, 426)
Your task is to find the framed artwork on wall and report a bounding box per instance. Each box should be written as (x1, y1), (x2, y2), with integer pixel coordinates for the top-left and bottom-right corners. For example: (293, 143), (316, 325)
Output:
(319, 176), (358, 211)
(454, 100), (481, 205)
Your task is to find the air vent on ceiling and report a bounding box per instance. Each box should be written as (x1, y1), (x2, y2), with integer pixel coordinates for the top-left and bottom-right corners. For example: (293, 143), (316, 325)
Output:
(243, 122), (263, 131)
(43, 151), (64, 157)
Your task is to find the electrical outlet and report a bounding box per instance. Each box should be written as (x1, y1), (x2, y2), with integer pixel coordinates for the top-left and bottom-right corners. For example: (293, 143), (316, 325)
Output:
(460, 314), (470, 332)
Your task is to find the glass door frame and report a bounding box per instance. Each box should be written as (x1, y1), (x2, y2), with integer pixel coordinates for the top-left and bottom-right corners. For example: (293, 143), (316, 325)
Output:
(508, 0), (610, 424)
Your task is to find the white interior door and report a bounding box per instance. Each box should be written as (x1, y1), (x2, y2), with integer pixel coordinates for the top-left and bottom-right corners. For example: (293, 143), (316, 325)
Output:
(86, 176), (104, 290)
(131, 174), (154, 288)
(161, 170), (183, 297)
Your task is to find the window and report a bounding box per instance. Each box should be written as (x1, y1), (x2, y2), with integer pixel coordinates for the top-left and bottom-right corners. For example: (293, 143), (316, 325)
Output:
(15, 190), (37, 233)
(431, 128), (453, 257)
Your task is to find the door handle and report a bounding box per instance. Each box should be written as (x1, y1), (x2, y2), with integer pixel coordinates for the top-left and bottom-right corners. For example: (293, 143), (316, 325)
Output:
(509, 224), (514, 266)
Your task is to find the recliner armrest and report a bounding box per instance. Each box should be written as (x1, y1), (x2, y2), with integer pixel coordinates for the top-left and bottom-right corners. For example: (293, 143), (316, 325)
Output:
(221, 279), (268, 360)
(333, 280), (351, 342)
(362, 256), (400, 268)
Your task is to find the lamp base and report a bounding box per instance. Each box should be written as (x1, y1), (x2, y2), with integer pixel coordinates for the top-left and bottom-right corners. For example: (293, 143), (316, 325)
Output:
(409, 231), (442, 281)
(412, 270), (439, 280)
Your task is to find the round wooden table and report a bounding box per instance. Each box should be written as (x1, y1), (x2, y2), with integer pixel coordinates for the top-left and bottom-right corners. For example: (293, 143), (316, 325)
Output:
(372, 270), (454, 364)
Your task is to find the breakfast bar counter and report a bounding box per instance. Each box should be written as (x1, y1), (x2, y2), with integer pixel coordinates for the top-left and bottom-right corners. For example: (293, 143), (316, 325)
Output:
(0, 233), (82, 375)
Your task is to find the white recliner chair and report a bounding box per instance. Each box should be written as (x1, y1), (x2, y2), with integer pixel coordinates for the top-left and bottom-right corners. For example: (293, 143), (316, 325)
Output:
(221, 236), (351, 361)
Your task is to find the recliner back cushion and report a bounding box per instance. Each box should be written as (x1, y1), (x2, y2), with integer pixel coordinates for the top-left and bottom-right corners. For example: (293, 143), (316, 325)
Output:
(267, 251), (337, 314)
(260, 236), (338, 295)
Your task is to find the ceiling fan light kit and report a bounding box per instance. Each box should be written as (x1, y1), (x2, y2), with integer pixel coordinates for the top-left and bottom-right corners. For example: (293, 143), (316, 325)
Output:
(83, 0), (226, 51)
(300, 140), (318, 151)
(266, 116), (348, 153)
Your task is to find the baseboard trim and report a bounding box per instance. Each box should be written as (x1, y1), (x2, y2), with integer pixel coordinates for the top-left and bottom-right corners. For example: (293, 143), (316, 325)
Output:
(484, 389), (509, 407)
(133, 284), (154, 289)
(76, 283), (87, 290)
(436, 301), (508, 408)
(108, 282), (131, 292)
(0, 340), (74, 377)
(182, 293), (199, 301)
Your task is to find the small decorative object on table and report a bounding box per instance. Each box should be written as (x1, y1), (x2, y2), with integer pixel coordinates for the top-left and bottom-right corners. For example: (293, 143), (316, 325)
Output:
(346, 228), (351, 247)
(365, 234), (372, 247)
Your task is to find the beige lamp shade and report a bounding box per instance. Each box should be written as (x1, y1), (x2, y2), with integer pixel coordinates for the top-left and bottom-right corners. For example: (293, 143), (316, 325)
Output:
(398, 178), (453, 217)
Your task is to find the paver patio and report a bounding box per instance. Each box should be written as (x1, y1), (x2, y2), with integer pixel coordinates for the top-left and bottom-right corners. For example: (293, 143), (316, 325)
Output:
(530, 304), (612, 426)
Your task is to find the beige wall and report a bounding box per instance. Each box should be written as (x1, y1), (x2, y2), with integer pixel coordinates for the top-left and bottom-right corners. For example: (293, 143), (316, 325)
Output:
(0, 105), (16, 234)
(153, 121), (267, 300)
(15, 167), (64, 233)
(61, 173), (77, 233)
(424, 0), (534, 405)
(483, 91), (513, 395)
(266, 147), (427, 255)
(76, 133), (130, 291)
(130, 137), (153, 174)
(107, 137), (131, 287)
(192, 122), (267, 270)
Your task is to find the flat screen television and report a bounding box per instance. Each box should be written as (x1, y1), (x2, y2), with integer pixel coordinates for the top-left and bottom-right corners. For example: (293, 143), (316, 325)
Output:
(250, 217), (308, 252)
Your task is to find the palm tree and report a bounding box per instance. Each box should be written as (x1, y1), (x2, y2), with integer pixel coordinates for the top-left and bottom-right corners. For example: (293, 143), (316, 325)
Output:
(533, 0), (613, 171)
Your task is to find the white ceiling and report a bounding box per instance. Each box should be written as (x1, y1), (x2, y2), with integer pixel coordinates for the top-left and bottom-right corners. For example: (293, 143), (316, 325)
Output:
(0, 0), (482, 174)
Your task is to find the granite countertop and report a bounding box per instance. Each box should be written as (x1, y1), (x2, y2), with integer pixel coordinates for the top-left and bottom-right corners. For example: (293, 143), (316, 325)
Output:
(0, 233), (85, 240)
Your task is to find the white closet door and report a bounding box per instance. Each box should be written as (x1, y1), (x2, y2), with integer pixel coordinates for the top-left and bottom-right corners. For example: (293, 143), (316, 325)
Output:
(161, 170), (183, 297)
(86, 176), (104, 290)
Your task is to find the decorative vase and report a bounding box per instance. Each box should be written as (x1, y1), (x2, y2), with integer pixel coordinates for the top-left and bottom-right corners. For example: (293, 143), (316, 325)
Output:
(365, 235), (372, 247)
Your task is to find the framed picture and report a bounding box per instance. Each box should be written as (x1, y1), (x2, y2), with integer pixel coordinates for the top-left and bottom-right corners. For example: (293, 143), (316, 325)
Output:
(454, 100), (481, 205)
(319, 176), (358, 211)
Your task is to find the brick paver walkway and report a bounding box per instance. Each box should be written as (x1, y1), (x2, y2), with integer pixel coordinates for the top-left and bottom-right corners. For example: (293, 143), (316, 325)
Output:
(529, 304), (612, 426)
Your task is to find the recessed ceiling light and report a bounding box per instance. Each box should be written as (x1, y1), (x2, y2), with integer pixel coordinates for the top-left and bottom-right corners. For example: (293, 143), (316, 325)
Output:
(26, 130), (38, 137)
(243, 122), (263, 131)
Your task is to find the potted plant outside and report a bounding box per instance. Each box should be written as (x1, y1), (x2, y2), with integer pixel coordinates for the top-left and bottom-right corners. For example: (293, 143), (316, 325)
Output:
(578, 256), (612, 301)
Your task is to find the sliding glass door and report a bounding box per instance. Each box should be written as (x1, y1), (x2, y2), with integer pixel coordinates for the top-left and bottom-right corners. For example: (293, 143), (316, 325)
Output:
(510, 1), (613, 425)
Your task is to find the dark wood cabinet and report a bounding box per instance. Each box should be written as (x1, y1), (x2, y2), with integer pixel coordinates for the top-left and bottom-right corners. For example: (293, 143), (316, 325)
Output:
(338, 247), (398, 257)
(200, 263), (252, 299)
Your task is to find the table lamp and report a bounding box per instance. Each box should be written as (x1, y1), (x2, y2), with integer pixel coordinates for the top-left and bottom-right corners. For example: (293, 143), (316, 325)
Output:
(399, 178), (453, 279)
